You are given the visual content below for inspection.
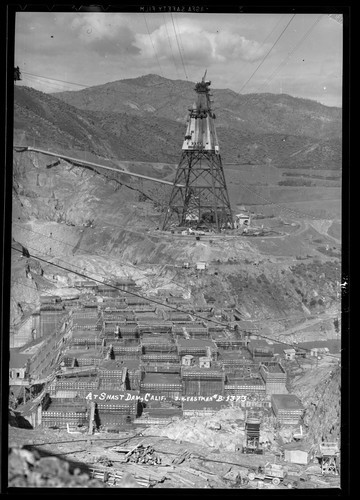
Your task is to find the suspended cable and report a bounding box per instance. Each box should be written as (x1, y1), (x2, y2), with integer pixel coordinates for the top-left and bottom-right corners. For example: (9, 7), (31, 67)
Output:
(163, 13), (181, 79)
(170, 13), (188, 80)
(13, 143), (333, 222)
(173, 14), (188, 78)
(257, 15), (324, 93)
(21, 71), (90, 89)
(10, 244), (341, 359)
(143, 13), (164, 78)
(11, 221), (160, 277)
(12, 230), (341, 329)
(238, 14), (296, 94)
(18, 74), (77, 92)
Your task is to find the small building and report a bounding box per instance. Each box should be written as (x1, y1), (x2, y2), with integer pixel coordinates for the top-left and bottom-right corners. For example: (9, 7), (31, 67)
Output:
(182, 355), (194, 366)
(234, 213), (251, 228)
(199, 356), (211, 368)
(283, 441), (314, 465)
(309, 347), (330, 358)
(283, 348), (296, 361)
(9, 351), (30, 381)
(196, 261), (207, 271)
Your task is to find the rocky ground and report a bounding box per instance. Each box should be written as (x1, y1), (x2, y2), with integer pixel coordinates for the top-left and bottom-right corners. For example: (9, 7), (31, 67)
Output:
(7, 91), (343, 490)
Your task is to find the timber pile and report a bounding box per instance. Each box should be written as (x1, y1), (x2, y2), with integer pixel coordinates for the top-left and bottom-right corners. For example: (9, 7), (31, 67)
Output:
(127, 444), (162, 465)
(89, 462), (167, 487)
(110, 443), (161, 464)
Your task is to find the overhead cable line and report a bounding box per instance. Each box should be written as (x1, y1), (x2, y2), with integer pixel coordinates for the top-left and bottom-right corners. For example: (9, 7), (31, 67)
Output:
(13, 143), (330, 222)
(143, 14), (164, 78)
(18, 70), (178, 95)
(238, 14), (296, 94)
(170, 13), (188, 80)
(163, 13), (181, 79)
(13, 142), (331, 222)
(10, 244), (341, 359)
(173, 14), (188, 78)
(18, 74), (79, 92)
(256, 14), (324, 93)
(12, 234), (340, 327)
(14, 222), (341, 323)
(11, 222), (161, 278)
(247, 14), (286, 61)
(21, 71), (90, 89)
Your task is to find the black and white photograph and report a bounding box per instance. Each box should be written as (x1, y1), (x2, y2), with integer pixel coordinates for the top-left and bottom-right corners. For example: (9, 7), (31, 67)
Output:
(3, 3), (348, 492)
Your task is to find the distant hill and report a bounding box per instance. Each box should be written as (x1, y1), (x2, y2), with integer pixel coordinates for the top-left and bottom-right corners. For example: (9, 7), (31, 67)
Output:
(14, 74), (342, 168)
(53, 74), (341, 140)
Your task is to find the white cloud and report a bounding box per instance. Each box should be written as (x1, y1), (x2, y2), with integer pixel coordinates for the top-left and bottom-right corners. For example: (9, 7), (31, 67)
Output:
(136, 19), (270, 66)
(70, 13), (140, 55)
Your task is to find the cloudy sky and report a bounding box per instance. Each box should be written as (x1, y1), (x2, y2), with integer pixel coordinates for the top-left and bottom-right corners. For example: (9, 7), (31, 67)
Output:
(14, 10), (343, 107)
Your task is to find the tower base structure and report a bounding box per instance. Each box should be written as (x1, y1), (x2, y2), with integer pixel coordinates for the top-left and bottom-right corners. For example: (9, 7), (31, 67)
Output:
(162, 149), (234, 233)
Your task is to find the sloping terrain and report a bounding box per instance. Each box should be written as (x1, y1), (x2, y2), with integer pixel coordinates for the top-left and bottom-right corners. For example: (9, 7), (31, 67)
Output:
(53, 74), (341, 140)
(290, 363), (341, 445)
(16, 74), (342, 168)
(11, 77), (341, 330)
(51, 74), (342, 168)
(8, 77), (343, 491)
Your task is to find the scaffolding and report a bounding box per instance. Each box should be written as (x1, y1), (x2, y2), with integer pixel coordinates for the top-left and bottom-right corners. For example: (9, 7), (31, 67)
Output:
(318, 443), (340, 475)
(242, 410), (263, 455)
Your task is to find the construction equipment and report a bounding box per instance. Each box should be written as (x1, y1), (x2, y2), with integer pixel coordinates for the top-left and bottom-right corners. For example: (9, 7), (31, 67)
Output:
(317, 442), (340, 475)
(248, 463), (287, 486)
(242, 410), (263, 454)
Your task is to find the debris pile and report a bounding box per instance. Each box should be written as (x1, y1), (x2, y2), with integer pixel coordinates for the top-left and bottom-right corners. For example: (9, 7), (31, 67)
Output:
(127, 444), (161, 465)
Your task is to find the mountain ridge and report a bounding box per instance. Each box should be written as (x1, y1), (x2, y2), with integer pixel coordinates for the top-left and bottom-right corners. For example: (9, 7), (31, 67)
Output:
(14, 76), (341, 168)
(52, 73), (341, 141)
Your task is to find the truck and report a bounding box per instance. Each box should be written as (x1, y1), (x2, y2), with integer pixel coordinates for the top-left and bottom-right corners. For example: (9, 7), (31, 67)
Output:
(248, 463), (287, 486)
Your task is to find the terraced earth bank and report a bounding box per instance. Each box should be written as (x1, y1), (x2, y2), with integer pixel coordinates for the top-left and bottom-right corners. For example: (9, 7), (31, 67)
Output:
(7, 77), (343, 489)
(11, 78), (342, 336)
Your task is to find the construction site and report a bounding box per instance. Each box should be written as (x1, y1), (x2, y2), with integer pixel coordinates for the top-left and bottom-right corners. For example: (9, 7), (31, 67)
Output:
(8, 68), (343, 491)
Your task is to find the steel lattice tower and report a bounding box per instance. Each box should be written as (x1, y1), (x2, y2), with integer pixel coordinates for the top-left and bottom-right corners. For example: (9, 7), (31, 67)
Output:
(162, 73), (234, 232)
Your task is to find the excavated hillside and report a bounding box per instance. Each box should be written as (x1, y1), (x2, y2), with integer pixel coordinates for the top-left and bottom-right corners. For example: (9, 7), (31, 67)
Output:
(10, 78), (341, 335)
(291, 363), (341, 445)
(11, 148), (341, 337)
